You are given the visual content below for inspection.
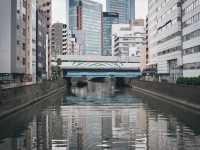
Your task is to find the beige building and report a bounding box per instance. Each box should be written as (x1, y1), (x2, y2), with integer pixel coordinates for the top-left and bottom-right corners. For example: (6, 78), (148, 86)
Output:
(26, 0), (37, 83)
(140, 47), (147, 72)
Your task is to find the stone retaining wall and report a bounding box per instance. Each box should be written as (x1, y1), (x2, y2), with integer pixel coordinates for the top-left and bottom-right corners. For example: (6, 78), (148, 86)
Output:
(0, 80), (66, 117)
(131, 80), (200, 106)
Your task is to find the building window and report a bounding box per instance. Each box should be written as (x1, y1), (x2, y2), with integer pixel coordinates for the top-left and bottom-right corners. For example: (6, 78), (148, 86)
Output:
(23, 58), (26, 65)
(23, 28), (26, 36)
(183, 29), (200, 42)
(158, 46), (181, 56)
(17, 25), (20, 30)
(183, 62), (200, 70)
(183, 0), (200, 15)
(23, 14), (26, 22)
(184, 45), (200, 55)
(183, 12), (200, 28)
(22, 43), (26, 50)
(23, 0), (27, 8)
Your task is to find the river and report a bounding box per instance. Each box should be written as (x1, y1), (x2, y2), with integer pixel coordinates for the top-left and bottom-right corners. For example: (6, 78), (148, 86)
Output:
(0, 81), (199, 150)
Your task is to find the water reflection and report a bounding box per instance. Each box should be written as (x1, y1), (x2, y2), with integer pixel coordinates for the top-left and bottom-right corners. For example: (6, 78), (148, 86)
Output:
(0, 81), (200, 150)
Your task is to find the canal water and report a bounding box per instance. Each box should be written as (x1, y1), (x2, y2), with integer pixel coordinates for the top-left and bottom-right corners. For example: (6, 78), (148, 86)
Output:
(0, 81), (200, 150)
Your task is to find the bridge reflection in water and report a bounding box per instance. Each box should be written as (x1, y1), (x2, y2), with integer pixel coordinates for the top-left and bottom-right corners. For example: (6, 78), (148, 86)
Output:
(0, 81), (200, 150)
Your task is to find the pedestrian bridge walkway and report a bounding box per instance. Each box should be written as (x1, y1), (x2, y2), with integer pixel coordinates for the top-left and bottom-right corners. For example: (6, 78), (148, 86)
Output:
(52, 55), (141, 78)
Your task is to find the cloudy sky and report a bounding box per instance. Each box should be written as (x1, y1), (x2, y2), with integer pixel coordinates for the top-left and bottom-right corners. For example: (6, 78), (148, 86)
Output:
(52, 0), (147, 24)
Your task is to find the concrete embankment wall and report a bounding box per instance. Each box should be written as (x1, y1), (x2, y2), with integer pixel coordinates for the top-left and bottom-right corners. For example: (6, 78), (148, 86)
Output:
(130, 80), (200, 110)
(0, 80), (66, 118)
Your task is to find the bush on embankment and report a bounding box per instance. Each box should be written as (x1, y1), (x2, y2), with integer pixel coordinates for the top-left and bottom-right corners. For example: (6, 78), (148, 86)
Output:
(176, 76), (200, 86)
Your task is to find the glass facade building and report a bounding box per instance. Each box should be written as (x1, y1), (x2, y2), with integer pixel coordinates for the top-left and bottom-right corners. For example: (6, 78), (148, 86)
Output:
(102, 12), (119, 56)
(69, 0), (102, 55)
(106, 0), (135, 24)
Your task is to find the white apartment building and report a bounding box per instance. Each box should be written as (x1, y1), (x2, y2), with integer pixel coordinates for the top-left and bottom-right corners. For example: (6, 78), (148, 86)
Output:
(0, 0), (36, 83)
(148, 0), (183, 82)
(62, 25), (70, 55)
(182, 0), (200, 77)
(63, 34), (80, 56)
(112, 20), (145, 57)
(62, 28), (80, 56)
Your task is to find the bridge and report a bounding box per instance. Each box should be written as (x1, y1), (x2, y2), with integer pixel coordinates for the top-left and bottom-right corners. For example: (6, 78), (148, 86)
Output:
(52, 55), (141, 78)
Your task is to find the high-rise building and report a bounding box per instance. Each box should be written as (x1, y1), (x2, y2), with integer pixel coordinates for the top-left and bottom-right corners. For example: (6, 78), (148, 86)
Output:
(112, 20), (145, 57)
(182, 0), (200, 77)
(69, 0), (102, 55)
(106, 0), (135, 24)
(51, 23), (68, 58)
(37, 0), (52, 79)
(148, 0), (183, 82)
(36, 9), (48, 81)
(102, 12), (119, 56)
(63, 34), (81, 56)
(26, 0), (37, 83)
(0, 0), (36, 83)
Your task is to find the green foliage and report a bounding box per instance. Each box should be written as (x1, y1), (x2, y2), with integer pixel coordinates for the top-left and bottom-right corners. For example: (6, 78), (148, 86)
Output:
(51, 66), (61, 80)
(57, 58), (62, 65)
(176, 76), (200, 86)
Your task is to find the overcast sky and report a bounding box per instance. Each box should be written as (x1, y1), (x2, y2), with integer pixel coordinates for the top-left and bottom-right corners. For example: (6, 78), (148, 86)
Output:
(52, 0), (147, 24)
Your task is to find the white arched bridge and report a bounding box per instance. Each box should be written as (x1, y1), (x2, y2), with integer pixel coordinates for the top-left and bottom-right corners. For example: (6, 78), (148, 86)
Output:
(52, 55), (141, 78)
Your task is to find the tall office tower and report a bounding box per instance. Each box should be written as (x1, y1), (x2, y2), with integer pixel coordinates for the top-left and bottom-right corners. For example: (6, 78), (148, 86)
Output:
(36, 10), (48, 81)
(182, 0), (200, 77)
(37, 0), (52, 79)
(69, 0), (102, 55)
(0, 0), (36, 83)
(102, 12), (119, 56)
(51, 23), (68, 58)
(148, 0), (183, 82)
(112, 20), (145, 57)
(106, 0), (135, 24)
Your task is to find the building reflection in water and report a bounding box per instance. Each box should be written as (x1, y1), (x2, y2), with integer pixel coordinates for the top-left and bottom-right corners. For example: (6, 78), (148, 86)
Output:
(0, 81), (200, 150)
